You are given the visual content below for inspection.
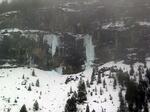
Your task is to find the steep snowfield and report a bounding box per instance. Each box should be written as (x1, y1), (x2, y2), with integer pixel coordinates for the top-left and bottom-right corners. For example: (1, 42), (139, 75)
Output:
(0, 60), (149, 112)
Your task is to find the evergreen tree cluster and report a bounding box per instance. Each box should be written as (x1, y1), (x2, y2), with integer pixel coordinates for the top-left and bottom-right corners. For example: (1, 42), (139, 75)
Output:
(117, 65), (150, 112)
(20, 100), (39, 112)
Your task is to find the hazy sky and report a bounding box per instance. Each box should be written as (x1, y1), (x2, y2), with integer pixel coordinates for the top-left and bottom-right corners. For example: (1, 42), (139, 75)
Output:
(0, 0), (11, 3)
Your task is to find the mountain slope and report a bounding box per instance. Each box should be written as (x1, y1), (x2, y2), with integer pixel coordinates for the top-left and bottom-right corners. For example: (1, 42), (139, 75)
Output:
(0, 60), (150, 112)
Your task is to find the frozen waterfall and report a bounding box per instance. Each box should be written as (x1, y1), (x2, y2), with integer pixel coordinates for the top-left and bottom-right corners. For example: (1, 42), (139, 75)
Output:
(43, 34), (59, 57)
(84, 34), (95, 68)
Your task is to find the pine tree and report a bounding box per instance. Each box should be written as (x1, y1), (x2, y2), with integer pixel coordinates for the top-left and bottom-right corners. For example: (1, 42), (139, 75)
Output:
(97, 73), (102, 84)
(113, 78), (117, 89)
(73, 91), (77, 99)
(139, 71), (142, 82)
(65, 96), (77, 112)
(101, 107), (104, 112)
(144, 101), (148, 112)
(103, 79), (106, 88)
(95, 86), (97, 95)
(32, 70), (36, 76)
(125, 81), (138, 106)
(20, 104), (27, 112)
(129, 65), (134, 76)
(90, 68), (96, 85)
(22, 74), (25, 79)
(14, 99), (17, 103)
(144, 61), (147, 68)
(86, 80), (90, 88)
(77, 79), (87, 103)
(109, 94), (113, 100)
(36, 79), (40, 87)
(102, 73), (104, 77)
(86, 104), (90, 112)
(100, 87), (103, 95)
(28, 84), (32, 91)
(146, 69), (150, 81)
(92, 109), (96, 112)
(33, 100), (39, 111)
(70, 87), (73, 94)
(119, 90), (128, 112)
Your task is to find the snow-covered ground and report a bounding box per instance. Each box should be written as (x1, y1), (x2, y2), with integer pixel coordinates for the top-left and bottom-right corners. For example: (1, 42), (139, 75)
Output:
(0, 60), (149, 112)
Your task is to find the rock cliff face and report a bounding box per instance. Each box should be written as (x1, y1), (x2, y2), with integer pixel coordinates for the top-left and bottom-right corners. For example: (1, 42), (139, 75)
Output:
(0, 30), (96, 73)
(0, 23), (150, 73)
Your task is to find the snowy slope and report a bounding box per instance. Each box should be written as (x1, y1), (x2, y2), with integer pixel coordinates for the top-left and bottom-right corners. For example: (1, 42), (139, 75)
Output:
(0, 60), (149, 112)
